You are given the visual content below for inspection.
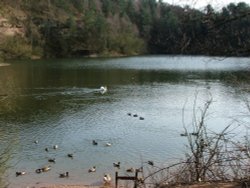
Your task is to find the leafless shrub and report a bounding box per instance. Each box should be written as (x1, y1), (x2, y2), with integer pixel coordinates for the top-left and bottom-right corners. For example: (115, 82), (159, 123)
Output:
(138, 92), (250, 188)
(0, 141), (14, 187)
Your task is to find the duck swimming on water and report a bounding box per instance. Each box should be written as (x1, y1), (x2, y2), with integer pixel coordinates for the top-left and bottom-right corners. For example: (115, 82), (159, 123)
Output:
(105, 142), (112, 147)
(113, 162), (120, 168)
(67, 153), (73, 158)
(42, 165), (51, 172)
(139, 117), (145, 120)
(36, 168), (42, 174)
(126, 168), (135, 173)
(16, 171), (26, 176)
(148, 160), (154, 166)
(88, 166), (96, 173)
(59, 172), (69, 178)
(103, 174), (112, 184)
(99, 86), (107, 94)
(48, 158), (56, 163)
(92, 140), (98, 145)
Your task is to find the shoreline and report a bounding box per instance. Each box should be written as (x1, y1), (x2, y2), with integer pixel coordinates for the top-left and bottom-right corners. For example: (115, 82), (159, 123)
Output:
(30, 184), (101, 188)
(23, 181), (244, 188)
(0, 62), (10, 66)
(9, 181), (106, 188)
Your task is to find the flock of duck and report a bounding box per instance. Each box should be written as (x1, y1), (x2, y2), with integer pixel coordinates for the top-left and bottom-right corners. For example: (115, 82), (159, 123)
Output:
(15, 86), (149, 185)
(127, 113), (145, 120)
(16, 140), (114, 184)
(15, 139), (155, 185)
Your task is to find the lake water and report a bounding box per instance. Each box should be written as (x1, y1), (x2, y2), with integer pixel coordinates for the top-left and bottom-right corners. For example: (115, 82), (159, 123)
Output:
(0, 56), (249, 187)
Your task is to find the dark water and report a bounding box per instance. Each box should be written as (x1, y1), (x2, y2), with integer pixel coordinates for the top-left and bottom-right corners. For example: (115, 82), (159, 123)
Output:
(0, 56), (249, 187)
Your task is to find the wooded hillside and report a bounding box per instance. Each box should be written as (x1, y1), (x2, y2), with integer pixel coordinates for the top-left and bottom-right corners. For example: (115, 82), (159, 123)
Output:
(0, 0), (250, 60)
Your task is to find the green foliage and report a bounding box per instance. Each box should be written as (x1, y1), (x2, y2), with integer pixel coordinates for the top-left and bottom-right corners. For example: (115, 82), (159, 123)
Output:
(71, 0), (84, 11)
(1, 0), (250, 59)
(135, 0), (157, 38)
(53, 0), (70, 11)
(118, 0), (126, 17)
(83, 12), (108, 52)
(102, 0), (113, 17)
(126, 0), (136, 21)
(0, 36), (32, 59)
(109, 30), (145, 55)
(88, 0), (97, 11)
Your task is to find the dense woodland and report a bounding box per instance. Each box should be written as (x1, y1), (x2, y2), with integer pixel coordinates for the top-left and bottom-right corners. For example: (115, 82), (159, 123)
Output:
(0, 0), (250, 59)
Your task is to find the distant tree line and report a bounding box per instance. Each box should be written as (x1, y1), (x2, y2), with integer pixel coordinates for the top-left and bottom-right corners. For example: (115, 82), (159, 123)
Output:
(149, 1), (250, 56)
(0, 0), (250, 59)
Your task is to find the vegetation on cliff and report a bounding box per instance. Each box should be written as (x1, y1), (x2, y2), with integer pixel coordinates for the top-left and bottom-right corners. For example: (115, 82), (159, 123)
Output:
(0, 0), (250, 60)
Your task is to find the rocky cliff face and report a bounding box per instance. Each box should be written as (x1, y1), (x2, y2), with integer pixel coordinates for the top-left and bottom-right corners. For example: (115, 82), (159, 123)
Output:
(0, 17), (25, 38)
(0, 4), (27, 38)
(0, 4), (34, 61)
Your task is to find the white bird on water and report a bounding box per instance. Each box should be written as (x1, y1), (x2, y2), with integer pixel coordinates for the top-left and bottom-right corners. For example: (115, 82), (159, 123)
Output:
(88, 166), (96, 173)
(99, 86), (107, 94)
(103, 173), (112, 184)
(105, 142), (112, 147)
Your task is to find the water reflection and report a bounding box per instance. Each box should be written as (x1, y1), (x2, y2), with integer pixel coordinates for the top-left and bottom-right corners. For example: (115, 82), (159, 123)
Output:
(0, 132), (18, 188)
(0, 56), (249, 187)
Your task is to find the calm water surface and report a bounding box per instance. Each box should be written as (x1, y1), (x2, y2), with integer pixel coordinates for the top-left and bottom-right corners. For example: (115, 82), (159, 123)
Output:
(0, 56), (249, 187)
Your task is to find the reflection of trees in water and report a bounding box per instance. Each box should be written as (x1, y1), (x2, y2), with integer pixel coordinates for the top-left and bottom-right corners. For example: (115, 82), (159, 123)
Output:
(0, 140), (15, 188)
(0, 70), (20, 187)
(0, 69), (23, 114)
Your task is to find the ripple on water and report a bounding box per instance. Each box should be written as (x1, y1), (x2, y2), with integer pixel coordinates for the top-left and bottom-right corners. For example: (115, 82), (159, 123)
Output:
(1, 56), (250, 187)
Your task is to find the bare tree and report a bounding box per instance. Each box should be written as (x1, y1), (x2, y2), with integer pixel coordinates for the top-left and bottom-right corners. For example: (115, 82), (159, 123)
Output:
(139, 92), (249, 187)
(0, 141), (14, 187)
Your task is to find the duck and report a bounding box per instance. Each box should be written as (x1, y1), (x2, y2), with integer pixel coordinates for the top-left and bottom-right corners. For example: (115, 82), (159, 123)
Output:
(36, 168), (42, 174)
(34, 140), (38, 144)
(42, 165), (51, 172)
(191, 132), (198, 136)
(105, 143), (112, 147)
(48, 158), (56, 163)
(53, 145), (58, 149)
(127, 113), (132, 116)
(139, 117), (144, 120)
(113, 162), (120, 168)
(148, 160), (154, 166)
(88, 166), (96, 173)
(67, 153), (73, 158)
(126, 168), (135, 173)
(103, 174), (112, 184)
(16, 171), (26, 176)
(59, 172), (69, 178)
(133, 114), (138, 117)
(45, 148), (49, 152)
(92, 140), (98, 145)
(100, 86), (108, 94)
(180, 133), (188, 137)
